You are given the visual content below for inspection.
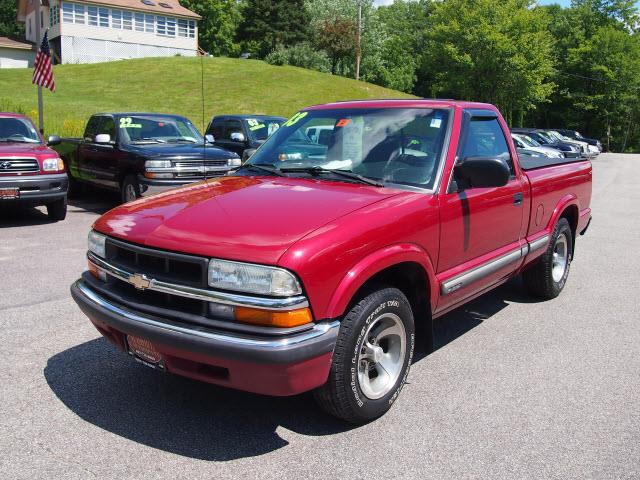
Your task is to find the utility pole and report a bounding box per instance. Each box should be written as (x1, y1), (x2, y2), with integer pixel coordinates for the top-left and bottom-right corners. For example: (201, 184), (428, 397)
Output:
(34, 0), (44, 134)
(355, 1), (362, 81)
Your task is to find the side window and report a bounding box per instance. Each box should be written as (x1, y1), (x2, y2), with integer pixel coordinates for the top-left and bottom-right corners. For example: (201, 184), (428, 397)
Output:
(223, 120), (243, 141)
(210, 119), (224, 139)
(84, 116), (101, 140)
(461, 117), (514, 175)
(99, 117), (116, 139)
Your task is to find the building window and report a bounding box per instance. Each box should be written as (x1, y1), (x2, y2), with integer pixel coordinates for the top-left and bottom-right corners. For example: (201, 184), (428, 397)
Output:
(62, 3), (85, 24)
(177, 19), (195, 38)
(134, 12), (144, 31)
(49, 5), (60, 26)
(88, 6), (109, 27)
(166, 17), (176, 36)
(156, 16), (166, 35)
(123, 11), (133, 30)
(145, 14), (154, 33)
(111, 9), (122, 29)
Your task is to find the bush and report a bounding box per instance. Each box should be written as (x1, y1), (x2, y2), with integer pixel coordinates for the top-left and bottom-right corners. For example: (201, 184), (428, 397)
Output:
(265, 42), (331, 73)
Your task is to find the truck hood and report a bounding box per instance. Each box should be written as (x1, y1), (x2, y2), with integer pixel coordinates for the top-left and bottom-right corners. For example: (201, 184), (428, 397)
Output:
(126, 142), (239, 160)
(0, 142), (55, 157)
(93, 176), (402, 265)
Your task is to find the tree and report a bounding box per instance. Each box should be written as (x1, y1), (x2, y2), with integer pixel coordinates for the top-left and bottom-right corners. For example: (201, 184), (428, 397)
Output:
(0, 0), (24, 39)
(237, 0), (310, 58)
(417, 0), (556, 125)
(316, 16), (357, 74)
(180, 0), (242, 57)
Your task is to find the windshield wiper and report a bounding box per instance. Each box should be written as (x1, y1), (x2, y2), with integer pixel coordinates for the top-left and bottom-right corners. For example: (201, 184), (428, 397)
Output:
(279, 166), (384, 187)
(165, 138), (198, 143)
(233, 163), (286, 177)
(131, 138), (166, 144)
(0, 138), (37, 143)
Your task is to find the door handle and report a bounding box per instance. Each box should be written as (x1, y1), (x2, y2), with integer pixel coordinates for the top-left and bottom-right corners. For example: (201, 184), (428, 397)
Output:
(513, 192), (523, 206)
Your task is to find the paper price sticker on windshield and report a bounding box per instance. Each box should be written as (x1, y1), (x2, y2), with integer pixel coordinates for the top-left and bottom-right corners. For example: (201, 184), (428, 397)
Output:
(336, 119), (351, 127)
(430, 118), (442, 128)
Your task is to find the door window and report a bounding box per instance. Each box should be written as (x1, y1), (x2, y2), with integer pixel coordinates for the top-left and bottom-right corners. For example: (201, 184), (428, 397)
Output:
(462, 117), (514, 175)
(209, 119), (224, 139)
(84, 116), (101, 140)
(99, 117), (116, 139)
(223, 120), (244, 141)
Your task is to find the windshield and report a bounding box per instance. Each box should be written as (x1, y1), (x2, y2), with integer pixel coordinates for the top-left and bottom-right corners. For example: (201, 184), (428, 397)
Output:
(245, 118), (283, 141)
(536, 131), (555, 143)
(519, 134), (541, 147)
(0, 117), (41, 143)
(118, 115), (203, 144)
(548, 131), (568, 142)
(247, 108), (451, 189)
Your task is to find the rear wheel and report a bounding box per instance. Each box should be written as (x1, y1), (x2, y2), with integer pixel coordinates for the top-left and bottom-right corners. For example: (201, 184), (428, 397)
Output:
(313, 287), (415, 423)
(120, 174), (140, 204)
(523, 218), (573, 299)
(46, 197), (67, 221)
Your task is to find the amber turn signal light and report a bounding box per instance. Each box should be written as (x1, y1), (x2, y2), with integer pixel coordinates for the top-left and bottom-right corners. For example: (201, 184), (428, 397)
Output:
(234, 306), (313, 328)
(88, 260), (107, 281)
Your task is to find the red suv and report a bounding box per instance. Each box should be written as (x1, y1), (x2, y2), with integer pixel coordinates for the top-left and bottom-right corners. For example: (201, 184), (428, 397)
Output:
(0, 113), (68, 221)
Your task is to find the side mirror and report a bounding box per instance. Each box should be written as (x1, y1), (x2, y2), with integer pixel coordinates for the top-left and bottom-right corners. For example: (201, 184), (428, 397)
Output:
(230, 132), (246, 143)
(205, 134), (215, 143)
(47, 134), (61, 146)
(242, 148), (257, 162)
(454, 157), (510, 190)
(95, 134), (111, 144)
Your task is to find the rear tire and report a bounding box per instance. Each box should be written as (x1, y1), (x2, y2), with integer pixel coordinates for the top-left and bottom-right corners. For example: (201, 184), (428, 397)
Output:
(523, 218), (573, 299)
(313, 287), (415, 424)
(46, 197), (67, 221)
(120, 174), (140, 204)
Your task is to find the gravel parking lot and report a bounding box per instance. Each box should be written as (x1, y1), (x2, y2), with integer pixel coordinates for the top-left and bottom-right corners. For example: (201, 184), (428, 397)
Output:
(1, 153), (638, 479)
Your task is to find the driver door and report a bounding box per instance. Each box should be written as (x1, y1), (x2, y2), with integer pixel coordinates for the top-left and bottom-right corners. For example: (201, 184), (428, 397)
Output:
(436, 110), (526, 313)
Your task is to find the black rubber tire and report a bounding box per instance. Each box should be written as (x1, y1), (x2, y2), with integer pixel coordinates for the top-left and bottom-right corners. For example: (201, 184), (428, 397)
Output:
(46, 197), (67, 221)
(523, 218), (573, 299)
(313, 287), (415, 424)
(120, 174), (140, 204)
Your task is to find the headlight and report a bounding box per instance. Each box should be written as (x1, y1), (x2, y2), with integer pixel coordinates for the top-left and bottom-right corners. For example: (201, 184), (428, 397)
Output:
(88, 230), (106, 258)
(144, 160), (172, 169)
(208, 259), (302, 296)
(228, 157), (241, 167)
(42, 157), (64, 172)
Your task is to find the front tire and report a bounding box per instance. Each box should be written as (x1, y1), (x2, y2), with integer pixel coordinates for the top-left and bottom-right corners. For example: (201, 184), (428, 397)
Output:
(313, 287), (415, 423)
(46, 197), (67, 221)
(120, 174), (140, 204)
(523, 218), (573, 299)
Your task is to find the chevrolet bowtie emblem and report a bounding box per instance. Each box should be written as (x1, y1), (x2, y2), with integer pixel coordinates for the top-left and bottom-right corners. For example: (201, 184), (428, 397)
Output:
(129, 273), (152, 290)
(0, 161), (11, 169)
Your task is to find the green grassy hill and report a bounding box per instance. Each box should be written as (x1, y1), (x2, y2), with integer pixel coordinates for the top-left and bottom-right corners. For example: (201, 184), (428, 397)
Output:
(0, 56), (414, 136)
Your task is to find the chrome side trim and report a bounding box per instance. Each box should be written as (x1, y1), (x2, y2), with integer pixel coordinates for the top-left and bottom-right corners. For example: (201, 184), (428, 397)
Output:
(75, 280), (338, 349)
(528, 234), (550, 252)
(87, 252), (309, 311)
(441, 245), (529, 295)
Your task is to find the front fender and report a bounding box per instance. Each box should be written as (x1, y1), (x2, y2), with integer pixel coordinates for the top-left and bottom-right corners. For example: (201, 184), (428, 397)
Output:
(324, 243), (438, 320)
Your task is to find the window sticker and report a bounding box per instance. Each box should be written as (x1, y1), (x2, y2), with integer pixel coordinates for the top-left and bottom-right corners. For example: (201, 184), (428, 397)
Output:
(430, 111), (443, 129)
(282, 111), (308, 127)
(336, 118), (351, 127)
(119, 117), (141, 128)
(247, 119), (266, 131)
(341, 116), (364, 162)
(267, 123), (280, 136)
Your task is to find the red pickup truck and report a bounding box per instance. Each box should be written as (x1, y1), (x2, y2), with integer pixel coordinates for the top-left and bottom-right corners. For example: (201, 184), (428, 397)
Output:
(0, 113), (68, 221)
(71, 100), (592, 423)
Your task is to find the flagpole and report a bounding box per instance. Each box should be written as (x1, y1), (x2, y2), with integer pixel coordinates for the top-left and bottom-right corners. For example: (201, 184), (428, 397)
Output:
(35, 0), (44, 134)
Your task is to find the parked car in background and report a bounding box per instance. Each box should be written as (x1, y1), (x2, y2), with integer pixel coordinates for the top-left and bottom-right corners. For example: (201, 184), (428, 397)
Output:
(511, 133), (564, 158)
(511, 128), (582, 158)
(0, 112), (68, 221)
(53, 113), (241, 203)
(555, 129), (602, 152)
(72, 99), (593, 423)
(545, 130), (599, 157)
(205, 115), (286, 161)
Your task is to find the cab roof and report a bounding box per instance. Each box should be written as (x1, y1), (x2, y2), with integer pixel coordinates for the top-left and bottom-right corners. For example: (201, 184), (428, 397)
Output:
(304, 99), (498, 111)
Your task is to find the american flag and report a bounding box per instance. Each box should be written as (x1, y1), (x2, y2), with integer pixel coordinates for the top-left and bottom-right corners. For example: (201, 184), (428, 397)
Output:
(32, 31), (55, 92)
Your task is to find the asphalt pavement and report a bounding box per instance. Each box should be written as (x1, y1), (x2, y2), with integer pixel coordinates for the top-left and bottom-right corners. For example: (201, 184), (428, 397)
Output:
(0, 153), (638, 479)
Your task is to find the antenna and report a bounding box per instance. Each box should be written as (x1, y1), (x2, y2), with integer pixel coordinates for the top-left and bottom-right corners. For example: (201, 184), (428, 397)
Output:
(201, 52), (207, 181)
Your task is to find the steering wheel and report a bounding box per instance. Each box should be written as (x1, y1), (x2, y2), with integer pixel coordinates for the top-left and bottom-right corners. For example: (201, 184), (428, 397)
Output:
(383, 153), (434, 185)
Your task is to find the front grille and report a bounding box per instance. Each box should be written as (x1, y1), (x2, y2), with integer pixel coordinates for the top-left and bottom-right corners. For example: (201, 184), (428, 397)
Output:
(174, 159), (229, 168)
(0, 158), (39, 174)
(105, 237), (208, 288)
(175, 171), (226, 179)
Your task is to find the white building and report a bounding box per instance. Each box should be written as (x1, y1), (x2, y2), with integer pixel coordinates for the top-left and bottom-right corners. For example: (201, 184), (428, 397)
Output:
(17, 0), (200, 64)
(0, 37), (35, 68)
